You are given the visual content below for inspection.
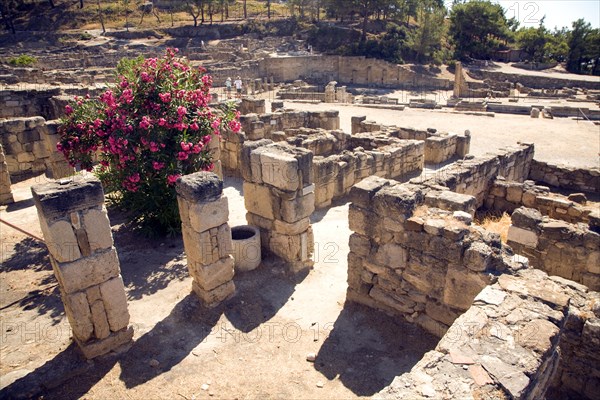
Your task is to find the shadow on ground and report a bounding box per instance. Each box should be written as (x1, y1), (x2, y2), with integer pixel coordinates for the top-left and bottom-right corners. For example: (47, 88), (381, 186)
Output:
(314, 301), (438, 396)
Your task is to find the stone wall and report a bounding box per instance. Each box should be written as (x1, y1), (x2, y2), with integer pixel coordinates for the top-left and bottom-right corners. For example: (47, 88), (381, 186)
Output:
(0, 144), (14, 205)
(259, 55), (453, 89)
(416, 143), (534, 207)
(529, 159), (600, 194)
(241, 141), (315, 274)
(376, 268), (600, 400)
(221, 109), (340, 175)
(0, 88), (61, 119)
(347, 176), (521, 337)
(0, 117), (72, 179)
(507, 207), (600, 291)
(485, 178), (596, 225)
(351, 116), (471, 165)
(313, 133), (424, 208)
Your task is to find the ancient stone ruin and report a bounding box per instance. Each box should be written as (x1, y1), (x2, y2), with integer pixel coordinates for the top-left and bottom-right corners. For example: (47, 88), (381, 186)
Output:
(1, 31), (599, 400)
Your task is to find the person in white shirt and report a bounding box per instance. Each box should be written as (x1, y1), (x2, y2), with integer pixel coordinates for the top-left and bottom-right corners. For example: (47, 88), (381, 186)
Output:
(225, 77), (232, 99)
(234, 76), (243, 98)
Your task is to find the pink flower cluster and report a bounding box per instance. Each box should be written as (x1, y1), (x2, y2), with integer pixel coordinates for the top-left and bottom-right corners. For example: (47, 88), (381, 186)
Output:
(57, 48), (241, 197)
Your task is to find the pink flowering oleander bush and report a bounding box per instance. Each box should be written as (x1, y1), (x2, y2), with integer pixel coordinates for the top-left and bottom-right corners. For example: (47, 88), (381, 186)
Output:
(57, 48), (241, 236)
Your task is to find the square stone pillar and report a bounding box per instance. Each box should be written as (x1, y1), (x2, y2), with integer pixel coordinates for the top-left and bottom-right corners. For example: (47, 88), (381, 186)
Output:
(176, 172), (235, 307)
(31, 176), (133, 359)
(242, 142), (315, 274)
(0, 144), (14, 205)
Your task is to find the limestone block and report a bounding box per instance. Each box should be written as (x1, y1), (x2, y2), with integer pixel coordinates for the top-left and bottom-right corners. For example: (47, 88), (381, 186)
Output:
(99, 276), (130, 332)
(348, 204), (381, 238)
(189, 255), (235, 291)
(192, 280), (235, 307)
(31, 176), (105, 221)
(56, 248), (120, 294)
(269, 228), (313, 263)
(63, 290), (94, 342)
(374, 243), (407, 269)
(188, 196), (229, 233)
(273, 217), (310, 236)
(260, 149), (300, 191)
(464, 242), (493, 272)
(240, 139), (273, 182)
(39, 218), (81, 263)
(177, 197), (190, 226)
(217, 223), (233, 258)
(16, 152), (35, 163)
(182, 224), (219, 265)
(506, 185), (523, 203)
(511, 207), (542, 231)
(90, 300), (111, 340)
(243, 181), (278, 220)
(78, 326), (134, 359)
(175, 171), (222, 203)
(82, 208), (113, 252)
(507, 226), (539, 248)
(280, 191), (315, 223)
(444, 267), (490, 310)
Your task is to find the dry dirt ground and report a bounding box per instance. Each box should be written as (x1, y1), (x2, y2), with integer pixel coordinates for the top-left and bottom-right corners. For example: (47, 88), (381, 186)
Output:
(0, 101), (598, 399)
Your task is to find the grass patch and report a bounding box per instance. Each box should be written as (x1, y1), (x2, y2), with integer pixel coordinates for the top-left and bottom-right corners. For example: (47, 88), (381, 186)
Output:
(476, 211), (511, 243)
(7, 54), (37, 67)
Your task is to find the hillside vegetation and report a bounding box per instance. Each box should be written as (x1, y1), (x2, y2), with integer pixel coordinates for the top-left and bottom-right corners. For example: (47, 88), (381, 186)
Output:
(1, 0), (598, 75)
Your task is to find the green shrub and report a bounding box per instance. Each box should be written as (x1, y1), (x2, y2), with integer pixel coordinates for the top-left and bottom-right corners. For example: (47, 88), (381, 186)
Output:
(7, 54), (37, 67)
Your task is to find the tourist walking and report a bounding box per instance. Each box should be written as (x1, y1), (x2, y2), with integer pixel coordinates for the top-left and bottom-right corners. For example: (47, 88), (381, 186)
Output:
(234, 76), (243, 99)
(225, 77), (232, 99)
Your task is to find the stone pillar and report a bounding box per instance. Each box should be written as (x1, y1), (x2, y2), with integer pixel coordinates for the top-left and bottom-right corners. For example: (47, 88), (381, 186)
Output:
(453, 62), (468, 98)
(270, 76), (275, 92)
(176, 172), (235, 307)
(31, 176), (133, 359)
(325, 82), (337, 103)
(336, 86), (347, 103)
(351, 116), (367, 135)
(0, 144), (14, 205)
(242, 141), (315, 274)
(456, 131), (471, 158)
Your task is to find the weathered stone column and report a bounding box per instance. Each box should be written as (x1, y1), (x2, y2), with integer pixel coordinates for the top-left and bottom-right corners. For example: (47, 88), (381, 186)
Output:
(453, 61), (468, 98)
(176, 172), (235, 307)
(31, 176), (133, 359)
(325, 82), (337, 103)
(0, 144), (14, 205)
(44, 120), (75, 180)
(242, 141), (315, 274)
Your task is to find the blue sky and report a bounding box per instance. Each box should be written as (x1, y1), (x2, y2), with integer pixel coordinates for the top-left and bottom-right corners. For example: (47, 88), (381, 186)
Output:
(494, 0), (600, 30)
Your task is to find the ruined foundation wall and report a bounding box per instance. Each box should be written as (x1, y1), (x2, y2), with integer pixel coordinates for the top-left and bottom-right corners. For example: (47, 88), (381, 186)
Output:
(221, 110), (340, 175)
(529, 159), (600, 194)
(377, 269), (600, 400)
(313, 137), (424, 208)
(351, 116), (471, 165)
(0, 117), (72, 180)
(347, 176), (520, 338)
(486, 178), (596, 225)
(418, 144), (534, 207)
(0, 88), (61, 119)
(507, 207), (600, 291)
(260, 55), (452, 89)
